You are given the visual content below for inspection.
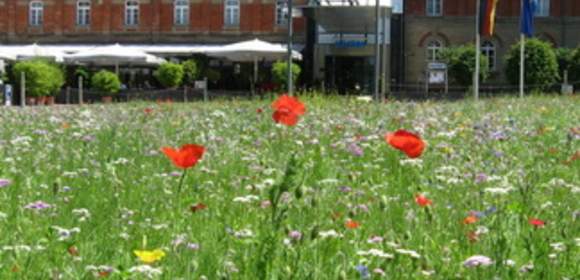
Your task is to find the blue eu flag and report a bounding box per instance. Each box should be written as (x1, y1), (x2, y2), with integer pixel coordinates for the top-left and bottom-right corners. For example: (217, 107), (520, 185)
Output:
(521, 0), (536, 37)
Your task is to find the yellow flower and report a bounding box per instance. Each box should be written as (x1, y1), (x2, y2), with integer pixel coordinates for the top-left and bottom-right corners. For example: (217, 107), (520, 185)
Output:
(134, 249), (166, 264)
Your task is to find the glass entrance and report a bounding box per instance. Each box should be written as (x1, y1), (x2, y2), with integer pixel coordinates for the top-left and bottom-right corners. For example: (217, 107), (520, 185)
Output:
(325, 56), (373, 95)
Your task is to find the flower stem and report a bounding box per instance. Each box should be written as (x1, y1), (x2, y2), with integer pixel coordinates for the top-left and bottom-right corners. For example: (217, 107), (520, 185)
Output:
(177, 169), (188, 194)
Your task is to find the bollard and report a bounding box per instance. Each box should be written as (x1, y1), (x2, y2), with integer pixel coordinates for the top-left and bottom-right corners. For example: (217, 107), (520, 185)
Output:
(20, 72), (26, 107)
(78, 76), (84, 105)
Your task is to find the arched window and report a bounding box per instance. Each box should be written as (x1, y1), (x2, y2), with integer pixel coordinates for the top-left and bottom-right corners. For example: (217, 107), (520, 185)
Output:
(426, 40), (443, 62)
(174, 0), (189, 25)
(224, 0), (240, 27)
(29, 1), (44, 26)
(276, 0), (288, 26)
(481, 41), (496, 71)
(535, 0), (550, 17)
(426, 0), (442, 16)
(125, 0), (139, 26)
(77, 0), (91, 26)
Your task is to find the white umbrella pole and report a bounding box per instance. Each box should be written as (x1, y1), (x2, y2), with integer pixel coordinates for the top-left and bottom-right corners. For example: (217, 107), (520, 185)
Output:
(253, 56), (258, 97)
(519, 34), (525, 98)
(115, 62), (119, 76)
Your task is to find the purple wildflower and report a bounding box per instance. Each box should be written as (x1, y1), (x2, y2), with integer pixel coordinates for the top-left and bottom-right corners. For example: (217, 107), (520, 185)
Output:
(475, 173), (488, 184)
(186, 243), (200, 251)
(463, 255), (493, 267)
(24, 200), (52, 210)
(338, 186), (352, 193)
(355, 264), (370, 279)
(288, 230), (302, 241)
(0, 179), (11, 188)
(348, 142), (364, 157)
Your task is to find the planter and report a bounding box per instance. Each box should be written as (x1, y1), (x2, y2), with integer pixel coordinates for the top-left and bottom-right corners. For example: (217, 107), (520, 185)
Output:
(101, 96), (113, 103)
(26, 97), (37, 106)
(36, 96), (47, 106)
(45, 96), (55, 105)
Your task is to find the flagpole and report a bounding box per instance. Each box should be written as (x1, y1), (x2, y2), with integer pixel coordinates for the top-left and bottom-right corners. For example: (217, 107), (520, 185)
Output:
(474, 0), (480, 100)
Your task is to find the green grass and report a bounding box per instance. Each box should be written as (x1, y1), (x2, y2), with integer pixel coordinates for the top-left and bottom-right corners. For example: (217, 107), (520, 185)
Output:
(0, 95), (578, 279)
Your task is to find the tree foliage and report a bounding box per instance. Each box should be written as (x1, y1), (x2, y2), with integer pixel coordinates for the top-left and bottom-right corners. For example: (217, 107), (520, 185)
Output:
(272, 61), (301, 89)
(181, 59), (200, 86)
(505, 38), (559, 90)
(12, 60), (64, 97)
(155, 62), (184, 88)
(440, 45), (489, 87)
(91, 70), (121, 95)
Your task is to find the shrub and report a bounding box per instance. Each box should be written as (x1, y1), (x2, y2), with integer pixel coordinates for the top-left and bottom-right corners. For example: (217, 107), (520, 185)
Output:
(505, 38), (559, 90)
(12, 60), (64, 97)
(91, 70), (121, 95)
(565, 48), (580, 83)
(181, 59), (199, 86)
(271, 61), (301, 89)
(155, 62), (184, 88)
(440, 45), (489, 87)
(205, 68), (221, 84)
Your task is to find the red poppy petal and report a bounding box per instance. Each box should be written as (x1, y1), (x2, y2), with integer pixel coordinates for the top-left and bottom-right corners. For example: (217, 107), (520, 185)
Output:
(273, 110), (299, 126)
(386, 130), (425, 158)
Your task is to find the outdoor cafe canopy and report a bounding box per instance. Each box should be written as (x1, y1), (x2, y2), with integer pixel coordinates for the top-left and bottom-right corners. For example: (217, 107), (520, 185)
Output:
(63, 43), (166, 71)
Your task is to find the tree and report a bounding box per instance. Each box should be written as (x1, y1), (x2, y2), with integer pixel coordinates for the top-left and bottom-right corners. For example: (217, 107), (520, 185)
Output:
(155, 62), (184, 88)
(91, 70), (121, 95)
(505, 38), (559, 90)
(12, 60), (64, 97)
(181, 59), (199, 86)
(440, 45), (489, 87)
(271, 61), (301, 89)
(564, 48), (580, 83)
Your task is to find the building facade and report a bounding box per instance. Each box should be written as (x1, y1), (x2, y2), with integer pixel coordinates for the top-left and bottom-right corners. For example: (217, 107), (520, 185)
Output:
(0, 0), (307, 44)
(405, 0), (580, 84)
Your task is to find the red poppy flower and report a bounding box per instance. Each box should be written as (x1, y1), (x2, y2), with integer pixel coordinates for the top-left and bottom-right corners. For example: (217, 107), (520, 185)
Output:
(345, 219), (360, 229)
(190, 202), (207, 213)
(271, 94), (306, 126)
(144, 108), (154, 115)
(529, 218), (545, 228)
(463, 215), (478, 225)
(256, 108), (264, 114)
(415, 194), (432, 207)
(161, 144), (205, 169)
(385, 130), (425, 158)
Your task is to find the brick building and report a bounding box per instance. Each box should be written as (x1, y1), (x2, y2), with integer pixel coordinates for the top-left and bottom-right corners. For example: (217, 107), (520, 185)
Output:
(0, 0), (307, 44)
(404, 0), (580, 84)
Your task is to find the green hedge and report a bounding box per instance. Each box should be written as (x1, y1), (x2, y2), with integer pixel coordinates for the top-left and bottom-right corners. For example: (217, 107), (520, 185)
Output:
(155, 62), (184, 88)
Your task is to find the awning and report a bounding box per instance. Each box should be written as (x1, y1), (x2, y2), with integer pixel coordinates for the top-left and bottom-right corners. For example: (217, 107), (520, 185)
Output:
(301, 0), (392, 33)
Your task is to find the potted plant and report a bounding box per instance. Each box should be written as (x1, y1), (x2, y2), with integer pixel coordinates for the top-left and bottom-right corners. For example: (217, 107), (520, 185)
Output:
(91, 70), (121, 103)
(13, 59), (64, 106)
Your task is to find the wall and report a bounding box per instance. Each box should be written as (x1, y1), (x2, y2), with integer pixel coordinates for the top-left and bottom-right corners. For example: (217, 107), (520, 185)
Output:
(0, 0), (307, 44)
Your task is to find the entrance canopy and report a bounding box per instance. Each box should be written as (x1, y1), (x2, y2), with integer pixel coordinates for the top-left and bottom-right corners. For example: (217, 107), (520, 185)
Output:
(302, 0), (392, 33)
(64, 44), (165, 66)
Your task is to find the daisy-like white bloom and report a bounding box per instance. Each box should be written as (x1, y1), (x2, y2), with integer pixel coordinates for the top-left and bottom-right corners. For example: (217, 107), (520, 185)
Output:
(395, 249), (421, 259)
(128, 265), (163, 279)
(484, 187), (515, 195)
(356, 249), (394, 259)
(51, 226), (81, 241)
(232, 195), (260, 203)
(233, 229), (254, 239)
(318, 230), (343, 239)
(463, 255), (493, 267)
(72, 208), (91, 222)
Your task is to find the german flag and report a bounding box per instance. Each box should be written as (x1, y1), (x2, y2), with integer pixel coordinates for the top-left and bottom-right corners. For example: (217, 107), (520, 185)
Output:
(480, 0), (499, 37)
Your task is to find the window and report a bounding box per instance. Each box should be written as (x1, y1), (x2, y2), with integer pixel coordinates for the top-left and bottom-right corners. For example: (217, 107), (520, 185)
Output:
(174, 0), (189, 25)
(535, 0), (550, 17)
(224, 0), (240, 27)
(29, 1), (43, 26)
(77, 0), (91, 26)
(481, 41), (496, 71)
(426, 40), (443, 62)
(276, 0), (288, 26)
(426, 0), (442, 16)
(125, 0), (139, 26)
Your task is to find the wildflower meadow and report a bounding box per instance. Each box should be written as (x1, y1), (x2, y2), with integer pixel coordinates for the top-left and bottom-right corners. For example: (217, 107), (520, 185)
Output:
(0, 95), (578, 279)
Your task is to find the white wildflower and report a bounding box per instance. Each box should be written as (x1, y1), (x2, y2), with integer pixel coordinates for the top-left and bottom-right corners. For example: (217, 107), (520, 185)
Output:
(395, 249), (421, 259)
(233, 195), (260, 203)
(128, 265), (163, 278)
(357, 249), (394, 259)
(318, 230), (343, 239)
